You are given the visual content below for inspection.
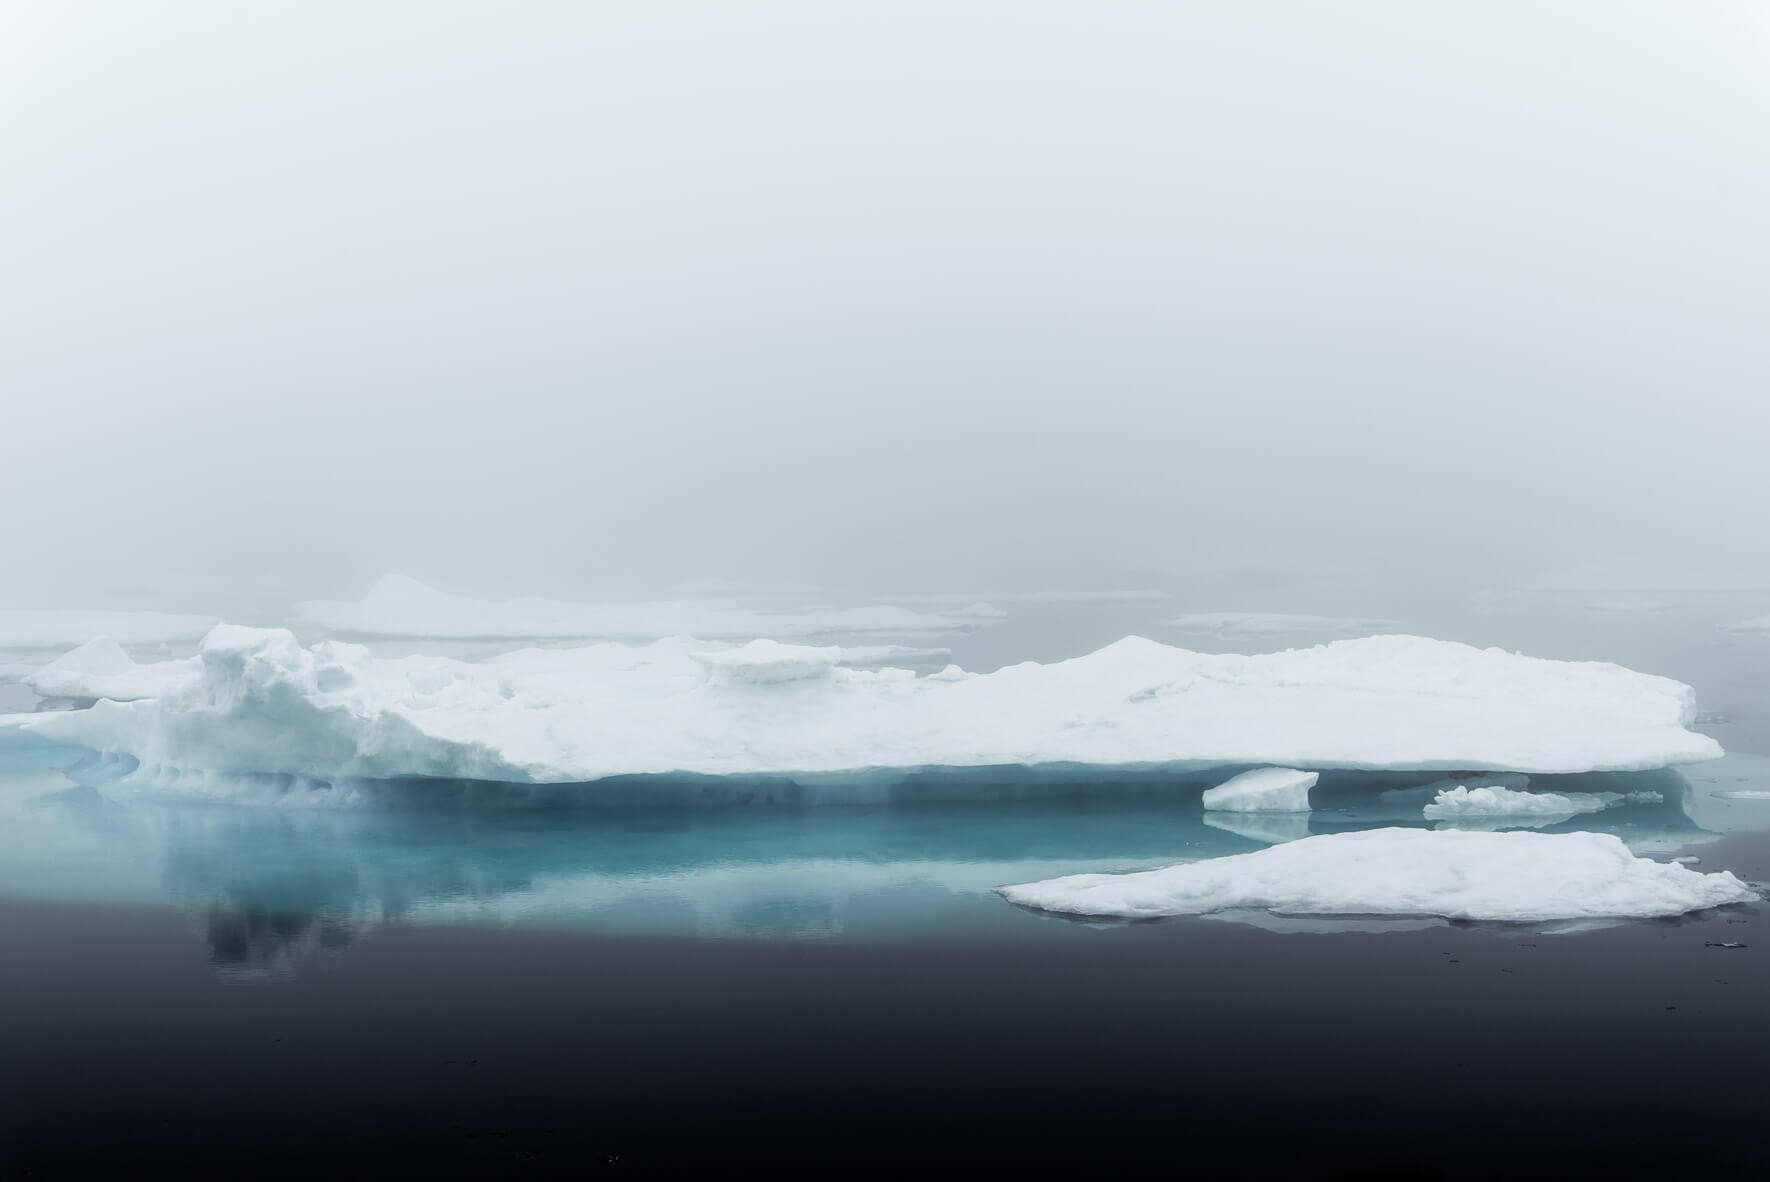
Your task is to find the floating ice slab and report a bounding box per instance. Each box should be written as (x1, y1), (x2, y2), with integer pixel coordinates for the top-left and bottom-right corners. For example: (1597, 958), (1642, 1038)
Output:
(1000, 829), (1757, 922)
(295, 575), (997, 640)
(1201, 767), (1315, 813)
(12, 627), (1723, 788)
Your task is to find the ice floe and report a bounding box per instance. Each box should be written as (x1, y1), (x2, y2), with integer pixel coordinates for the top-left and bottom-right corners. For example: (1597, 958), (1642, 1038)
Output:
(294, 575), (997, 640)
(7, 626), (1724, 791)
(1423, 783), (1642, 821)
(999, 829), (1757, 922)
(1201, 767), (1315, 812)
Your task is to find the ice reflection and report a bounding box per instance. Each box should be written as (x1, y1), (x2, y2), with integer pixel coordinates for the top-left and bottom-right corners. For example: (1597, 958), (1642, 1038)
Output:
(3, 747), (1766, 976)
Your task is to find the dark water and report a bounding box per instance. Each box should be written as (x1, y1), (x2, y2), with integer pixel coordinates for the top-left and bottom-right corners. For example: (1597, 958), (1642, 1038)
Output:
(3, 879), (1768, 1176)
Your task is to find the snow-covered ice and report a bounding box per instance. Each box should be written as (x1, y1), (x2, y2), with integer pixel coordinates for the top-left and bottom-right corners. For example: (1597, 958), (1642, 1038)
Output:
(295, 575), (998, 640)
(999, 829), (1757, 922)
(1201, 767), (1316, 812)
(8, 627), (1723, 790)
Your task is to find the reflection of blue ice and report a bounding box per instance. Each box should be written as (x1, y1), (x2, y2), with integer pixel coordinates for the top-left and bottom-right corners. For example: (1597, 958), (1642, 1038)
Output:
(1, 738), (1763, 975)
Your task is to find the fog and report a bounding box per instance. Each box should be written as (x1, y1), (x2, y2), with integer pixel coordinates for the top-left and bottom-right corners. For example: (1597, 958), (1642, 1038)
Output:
(4, 2), (1768, 616)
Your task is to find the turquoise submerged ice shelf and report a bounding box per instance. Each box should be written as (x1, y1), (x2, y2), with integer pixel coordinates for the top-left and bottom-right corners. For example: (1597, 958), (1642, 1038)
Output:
(2, 733), (1763, 978)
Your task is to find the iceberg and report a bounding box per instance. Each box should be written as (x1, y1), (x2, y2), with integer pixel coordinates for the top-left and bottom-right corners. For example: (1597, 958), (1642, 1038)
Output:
(999, 829), (1757, 922)
(294, 575), (997, 640)
(9, 626), (1724, 792)
(1201, 767), (1315, 812)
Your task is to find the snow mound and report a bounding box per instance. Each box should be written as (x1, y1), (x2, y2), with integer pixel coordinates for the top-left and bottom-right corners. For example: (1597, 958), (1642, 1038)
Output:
(1201, 767), (1316, 813)
(23, 637), (200, 702)
(12, 628), (1723, 789)
(294, 575), (996, 640)
(999, 829), (1757, 922)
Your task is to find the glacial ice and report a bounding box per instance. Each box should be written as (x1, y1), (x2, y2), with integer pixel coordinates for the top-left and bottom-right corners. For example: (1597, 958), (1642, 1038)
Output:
(1201, 767), (1316, 812)
(295, 575), (998, 640)
(999, 829), (1757, 922)
(7, 625), (1724, 791)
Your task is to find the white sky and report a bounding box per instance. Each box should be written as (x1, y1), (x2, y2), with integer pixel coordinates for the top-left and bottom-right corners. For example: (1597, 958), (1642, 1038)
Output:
(3, 2), (1767, 610)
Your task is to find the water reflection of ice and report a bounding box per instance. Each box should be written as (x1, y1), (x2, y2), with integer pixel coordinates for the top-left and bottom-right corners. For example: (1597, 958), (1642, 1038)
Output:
(3, 742), (1766, 976)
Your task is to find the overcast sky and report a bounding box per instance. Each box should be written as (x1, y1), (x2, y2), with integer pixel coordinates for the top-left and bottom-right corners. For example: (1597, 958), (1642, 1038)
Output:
(4, 2), (1767, 611)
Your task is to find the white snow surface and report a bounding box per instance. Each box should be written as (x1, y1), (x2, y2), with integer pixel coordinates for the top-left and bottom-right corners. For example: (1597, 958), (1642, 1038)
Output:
(0, 609), (219, 651)
(11, 627), (1722, 787)
(999, 829), (1756, 922)
(295, 575), (997, 639)
(1201, 767), (1316, 813)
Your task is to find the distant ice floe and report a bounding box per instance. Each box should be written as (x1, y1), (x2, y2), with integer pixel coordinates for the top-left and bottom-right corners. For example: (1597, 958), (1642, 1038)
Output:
(0, 608), (219, 651)
(1380, 772), (1531, 806)
(9, 625), (1723, 791)
(1167, 612), (1396, 637)
(1201, 767), (1315, 813)
(22, 638), (200, 702)
(1726, 613), (1770, 634)
(1423, 783), (1660, 821)
(999, 829), (1756, 922)
(295, 575), (1001, 640)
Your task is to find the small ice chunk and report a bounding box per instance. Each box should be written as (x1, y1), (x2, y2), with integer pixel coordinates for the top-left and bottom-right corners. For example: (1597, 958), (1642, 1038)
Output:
(1201, 767), (1316, 813)
(1381, 772), (1530, 805)
(23, 637), (200, 702)
(1000, 829), (1757, 922)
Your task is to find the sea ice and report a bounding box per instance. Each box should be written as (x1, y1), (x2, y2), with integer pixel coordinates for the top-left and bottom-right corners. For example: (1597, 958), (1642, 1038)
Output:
(999, 829), (1757, 922)
(11, 627), (1723, 790)
(1201, 767), (1315, 812)
(295, 575), (997, 640)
